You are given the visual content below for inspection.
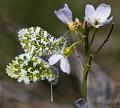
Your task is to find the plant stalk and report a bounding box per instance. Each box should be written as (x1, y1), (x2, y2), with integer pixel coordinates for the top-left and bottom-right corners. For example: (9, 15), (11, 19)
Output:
(82, 34), (92, 100)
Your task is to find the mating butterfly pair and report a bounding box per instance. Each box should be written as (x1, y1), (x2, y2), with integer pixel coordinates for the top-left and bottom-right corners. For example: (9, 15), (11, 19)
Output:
(6, 27), (66, 84)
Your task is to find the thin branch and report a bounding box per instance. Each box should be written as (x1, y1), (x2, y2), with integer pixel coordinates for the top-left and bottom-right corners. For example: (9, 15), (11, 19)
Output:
(95, 23), (114, 55)
(73, 46), (84, 71)
(89, 31), (96, 48)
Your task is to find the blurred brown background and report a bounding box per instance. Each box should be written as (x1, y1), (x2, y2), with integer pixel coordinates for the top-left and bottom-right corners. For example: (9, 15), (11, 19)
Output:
(0, 0), (120, 108)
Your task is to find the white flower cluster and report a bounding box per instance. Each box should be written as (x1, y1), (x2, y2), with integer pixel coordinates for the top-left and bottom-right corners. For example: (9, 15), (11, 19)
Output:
(55, 4), (113, 29)
(18, 27), (66, 56)
(6, 53), (58, 84)
(48, 3), (113, 75)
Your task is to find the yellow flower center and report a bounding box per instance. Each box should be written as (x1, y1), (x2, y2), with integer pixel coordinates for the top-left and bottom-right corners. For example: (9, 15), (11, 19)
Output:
(67, 21), (77, 32)
(67, 19), (82, 31)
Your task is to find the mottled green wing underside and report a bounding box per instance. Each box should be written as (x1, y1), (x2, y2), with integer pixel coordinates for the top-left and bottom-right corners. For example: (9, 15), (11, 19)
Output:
(18, 27), (66, 56)
(6, 53), (58, 84)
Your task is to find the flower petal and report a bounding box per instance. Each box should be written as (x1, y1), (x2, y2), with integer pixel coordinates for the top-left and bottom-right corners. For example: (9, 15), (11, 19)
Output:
(100, 16), (113, 26)
(48, 54), (63, 65)
(55, 4), (72, 24)
(60, 58), (70, 74)
(95, 4), (111, 20)
(85, 4), (95, 18)
(63, 4), (72, 19)
(87, 18), (95, 27)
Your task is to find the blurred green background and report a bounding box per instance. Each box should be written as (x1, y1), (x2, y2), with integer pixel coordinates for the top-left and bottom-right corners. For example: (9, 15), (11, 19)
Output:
(0, 0), (120, 108)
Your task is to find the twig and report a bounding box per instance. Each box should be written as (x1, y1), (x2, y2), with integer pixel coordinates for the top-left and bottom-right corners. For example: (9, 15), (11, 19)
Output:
(89, 31), (96, 48)
(95, 23), (114, 55)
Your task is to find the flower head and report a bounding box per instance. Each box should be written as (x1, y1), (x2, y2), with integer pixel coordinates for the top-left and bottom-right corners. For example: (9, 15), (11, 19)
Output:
(48, 40), (81, 74)
(48, 46), (74, 74)
(48, 54), (70, 75)
(55, 4), (81, 31)
(84, 4), (113, 28)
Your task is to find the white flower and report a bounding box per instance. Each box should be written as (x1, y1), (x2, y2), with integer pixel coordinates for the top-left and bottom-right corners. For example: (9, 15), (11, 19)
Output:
(55, 4), (81, 31)
(84, 4), (113, 28)
(48, 54), (70, 75)
(55, 4), (72, 24)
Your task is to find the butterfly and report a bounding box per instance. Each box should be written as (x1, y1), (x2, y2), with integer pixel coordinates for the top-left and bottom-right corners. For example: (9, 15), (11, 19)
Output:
(18, 27), (66, 56)
(6, 27), (66, 84)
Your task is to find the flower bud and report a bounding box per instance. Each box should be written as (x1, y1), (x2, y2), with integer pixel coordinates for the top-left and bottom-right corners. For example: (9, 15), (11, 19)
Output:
(63, 46), (73, 57)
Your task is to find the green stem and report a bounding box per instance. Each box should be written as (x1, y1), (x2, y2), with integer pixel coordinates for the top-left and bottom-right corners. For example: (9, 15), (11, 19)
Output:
(82, 72), (87, 100)
(84, 35), (89, 56)
(82, 55), (92, 100)
(82, 33), (92, 100)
